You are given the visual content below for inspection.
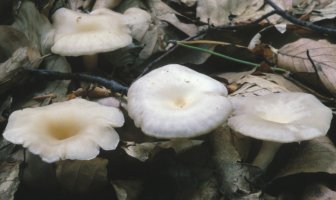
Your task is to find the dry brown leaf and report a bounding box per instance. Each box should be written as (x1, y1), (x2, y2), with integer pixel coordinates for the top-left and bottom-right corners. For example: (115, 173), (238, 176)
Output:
(56, 158), (109, 193)
(274, 136), (336, 179)
(148, 0), (197, 36)
(229, 74), (289, 97)
(0, 160), (20, 200)
(0, 47), (41, 94)
(276, 38), (336, 95)
(310, 1), (336, 22)
(211, 126), (259, 198)
(11, 1), (54, 55)
(122, 139), (203, 162)
(215, 68), (256, 84)
(196, 0), (290, 26)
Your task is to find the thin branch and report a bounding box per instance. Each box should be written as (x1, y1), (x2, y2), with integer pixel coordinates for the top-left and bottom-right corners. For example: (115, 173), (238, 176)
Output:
(173, 41), (287, 73)
(27, 69), (128, 94)
(265, 0), (336, 34)
(306, 50), (324, 86)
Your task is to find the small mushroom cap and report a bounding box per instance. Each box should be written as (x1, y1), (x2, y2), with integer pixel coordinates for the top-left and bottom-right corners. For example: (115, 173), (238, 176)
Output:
(3, 98), (124, 163)
(127, 64), (232, 138)
(228, 92), (333, 143)
(51, 8), (132, 56)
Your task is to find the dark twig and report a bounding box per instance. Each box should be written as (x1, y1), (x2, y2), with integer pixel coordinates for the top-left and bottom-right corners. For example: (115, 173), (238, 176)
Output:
(27, 69), (128, 94)
(265, 0), (336, 34)
(306, 50), (324, 86)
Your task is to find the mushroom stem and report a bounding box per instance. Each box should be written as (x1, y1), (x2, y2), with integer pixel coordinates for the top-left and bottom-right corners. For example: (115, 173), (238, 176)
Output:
(83, 54), (98, 72)
(252, 141), (282, 170)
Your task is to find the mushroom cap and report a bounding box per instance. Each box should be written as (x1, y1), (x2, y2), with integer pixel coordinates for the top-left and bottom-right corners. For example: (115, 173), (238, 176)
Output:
(51, 8), (132, 56)
(228, 92), (332, 143)
(127, 64), (232, 138)
(3, 98), (124, 163)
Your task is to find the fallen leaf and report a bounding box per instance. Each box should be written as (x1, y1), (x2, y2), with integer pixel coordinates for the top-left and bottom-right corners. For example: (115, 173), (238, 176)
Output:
(276, 38), (336, 95)
(11, 1), (54, 55)
(215, 68), (256, 84)
(229, 74), (289, 97)
(310, 1), (336, 22)
(0, 47), (41, 95)
(275, 136), (336, 178)
(122, 139), (204, 162)
(56, 158), (109, 193)
(148, 0), (197, 36)
(196, 0), (290, 26)
(0, 149), (23, 200)
(0, 161), (20, 200)
(211, 126), (260, 198)
(268, 137), (336, 195)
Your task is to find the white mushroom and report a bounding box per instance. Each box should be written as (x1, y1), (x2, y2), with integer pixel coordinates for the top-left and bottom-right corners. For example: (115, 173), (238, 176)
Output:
(3, 98), (124, 163)
(228, 92), (333, 170)
(51, 8), (132, 70)
(127, 64), (232, 138)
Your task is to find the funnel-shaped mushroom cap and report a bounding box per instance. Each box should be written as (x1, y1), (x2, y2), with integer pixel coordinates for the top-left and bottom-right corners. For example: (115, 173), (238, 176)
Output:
(51, 8), (132, 56)
(127, 64), (232, 138)
(228, 92), (332, 143)
(3, 99), (124, 163)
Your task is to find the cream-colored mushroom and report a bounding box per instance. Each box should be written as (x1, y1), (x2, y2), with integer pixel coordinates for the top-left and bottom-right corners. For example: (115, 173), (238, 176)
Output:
(51, 8), (132, 70)
(127, 64), (232, 138)
(3, 98), (124, 163)
(228, 92), (332, 170)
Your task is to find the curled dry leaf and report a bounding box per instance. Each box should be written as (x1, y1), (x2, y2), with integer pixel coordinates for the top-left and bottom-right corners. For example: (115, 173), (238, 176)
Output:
(310, 1), (336, 22)
(229, 74), (291, 97)
(122, 139), (204, 162)
(196, 0), (290, 26)
(56, 158), (109, 193)
(217, 69), (304, 97)
(11, 1), (54, 55)
(148, 0), (197, 36)
(211, 126), (259, 198)
(276, 38), (336, 95)
(274, 136), (336, 178)
(268, 136), (336, 195)
(0, 47), (41, 94)
(0, 160), (20, 200)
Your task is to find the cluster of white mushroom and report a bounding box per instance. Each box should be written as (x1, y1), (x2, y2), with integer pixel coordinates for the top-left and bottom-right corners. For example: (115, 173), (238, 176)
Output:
(2, 64), (333, 169)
